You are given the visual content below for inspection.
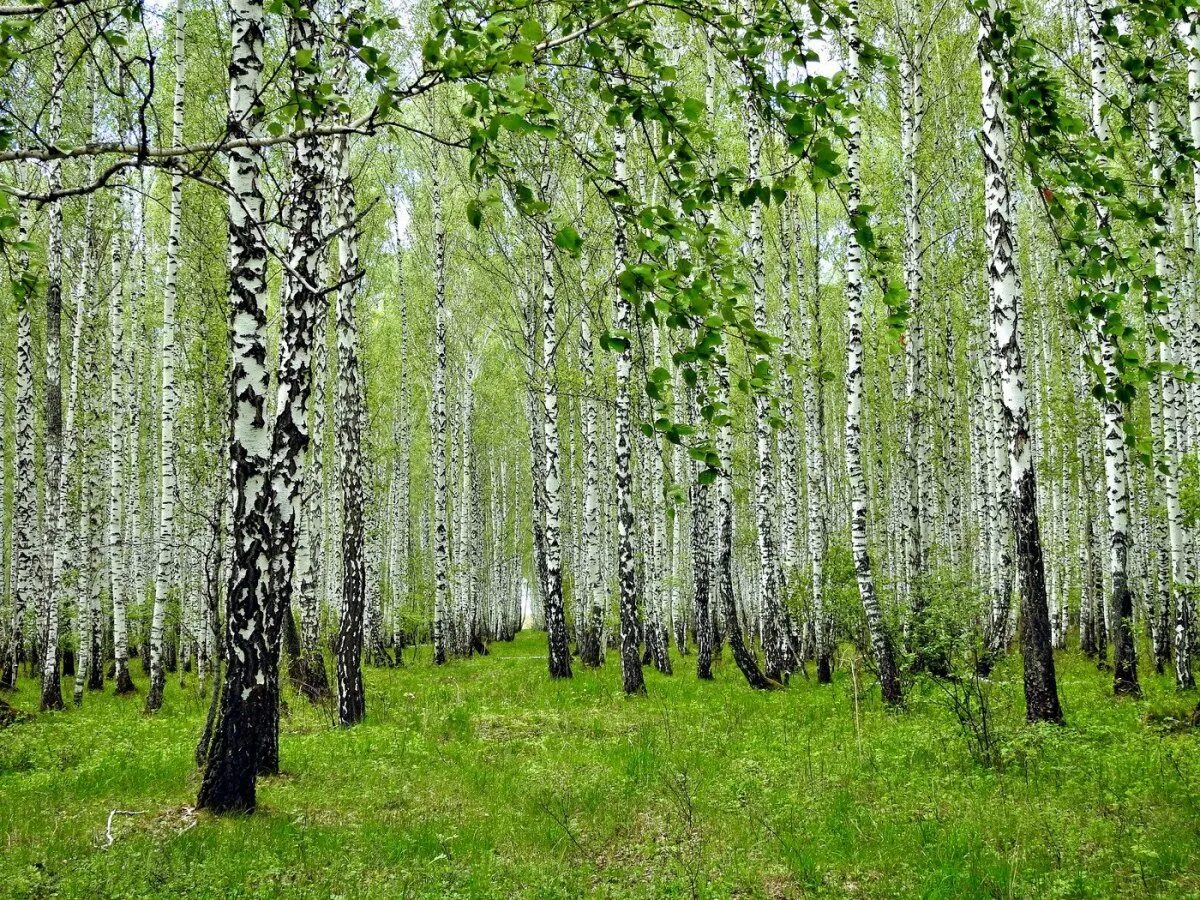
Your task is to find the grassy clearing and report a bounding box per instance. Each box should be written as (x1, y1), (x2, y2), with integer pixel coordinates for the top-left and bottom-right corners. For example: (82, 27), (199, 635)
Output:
(2, 633), (1199, 898)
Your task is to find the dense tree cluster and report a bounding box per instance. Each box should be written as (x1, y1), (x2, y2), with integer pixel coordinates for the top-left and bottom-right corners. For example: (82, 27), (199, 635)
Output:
(2, 0), (1199, 814)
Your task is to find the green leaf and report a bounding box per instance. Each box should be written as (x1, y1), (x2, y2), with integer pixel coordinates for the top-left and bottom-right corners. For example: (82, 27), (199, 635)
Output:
(553, 226), (582, 254)
(519, 18), (543, 43)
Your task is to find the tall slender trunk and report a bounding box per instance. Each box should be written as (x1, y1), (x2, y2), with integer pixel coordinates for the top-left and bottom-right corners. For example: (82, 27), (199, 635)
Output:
(85, 347), (106, 696)
(646, 328), (673, 674)
(1178, 10), (1200, 690)
(977, 0), (1063, 720)
(146, 6), (186, 713)
(388, 244), (410, 650)
(900, 26), (935, 670)
(801, 198), (831, 683)
(332, 60), (367, 726)
(295, 289), (331, 698)
(689, 455), (714, 680)
(1147, 78), (1191, 686)
(109, 203), (134, 694)
(578, 311), (604, 667)
(669, 349), (688, 658)
(4, 207), (37, 691)
(453, 388), (470, 652)
(690, 29), (718, 683)
(845, 0), (902, 706)
(127, 178), (145, 674)
(197, 0), (273, 813)
(74, 295), (95, 708)
(778, 203), (800, 634)
(39, 9), (67, 710)
(524, 283), (550, 628)
(742, 48), (789, 682)
(71, 112), (98, 705)
(431, 152), (450, 666)
(539, 173), (572, 678)
(1085, 0), (1139, 697)
(612, 118), (645, 695)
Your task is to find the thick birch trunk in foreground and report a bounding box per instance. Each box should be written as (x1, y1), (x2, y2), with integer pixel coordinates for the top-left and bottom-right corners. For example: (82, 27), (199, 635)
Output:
(978, 0), (1062, 721)
(196, 0), (273, 813)
(256, 9), (328, 766)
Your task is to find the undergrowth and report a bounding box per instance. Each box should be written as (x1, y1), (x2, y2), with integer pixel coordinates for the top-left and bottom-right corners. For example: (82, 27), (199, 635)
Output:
(1, 633), (1198, 898)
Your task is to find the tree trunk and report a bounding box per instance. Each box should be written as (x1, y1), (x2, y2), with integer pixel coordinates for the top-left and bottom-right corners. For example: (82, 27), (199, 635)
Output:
(742, 56), (790, 683)
(539, 180), (572, 678)
(612, 119), (645, 696)
(578, 311), (604, 667)
(196, 0), (273, 813)
(257, 9), (329, 768)
(1084, 0), (1139, 698)
(332, 79), (367, 727)
(4, 206), (38, 691)
(431, 151), (450, 666)
(845, 0), (902, 707)
(146, 8), (185, 714)
(801, 200), (832, 684)
(39, 10), (67, 711)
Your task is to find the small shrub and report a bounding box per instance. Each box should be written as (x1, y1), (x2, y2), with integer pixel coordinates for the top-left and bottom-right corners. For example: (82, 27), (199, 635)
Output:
(932, 670), (1004, 769)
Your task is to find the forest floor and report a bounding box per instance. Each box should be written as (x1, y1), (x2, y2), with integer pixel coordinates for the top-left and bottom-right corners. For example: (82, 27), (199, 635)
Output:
(2, 633), (1199, 898)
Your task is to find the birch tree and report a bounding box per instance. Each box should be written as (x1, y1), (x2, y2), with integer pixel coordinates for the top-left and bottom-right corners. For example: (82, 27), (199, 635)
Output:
(977, 0), (1062, 722)
(844, 0), (902, 706)
(146, 5), (185, 714)
(196, 0), (275, 812)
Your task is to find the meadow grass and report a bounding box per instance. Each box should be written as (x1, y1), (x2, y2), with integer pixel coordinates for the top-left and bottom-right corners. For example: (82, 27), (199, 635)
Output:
(2, 633), (1199, 898)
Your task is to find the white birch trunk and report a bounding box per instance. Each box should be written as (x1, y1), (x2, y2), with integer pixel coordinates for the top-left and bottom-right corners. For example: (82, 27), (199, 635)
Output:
(540, 164), (572, 677)
(844, 0), (901, 705)
(146, 6), (185, 713)
(431, 151), (450, 666)
(978, 0), (1062, 719)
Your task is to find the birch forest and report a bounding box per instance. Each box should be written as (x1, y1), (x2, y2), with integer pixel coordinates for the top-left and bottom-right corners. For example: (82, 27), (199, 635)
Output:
(2, 0), (1200, 895)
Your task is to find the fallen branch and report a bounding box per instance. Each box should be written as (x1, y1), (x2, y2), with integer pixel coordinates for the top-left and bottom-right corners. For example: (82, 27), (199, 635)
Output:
(103, 809), (145, 848)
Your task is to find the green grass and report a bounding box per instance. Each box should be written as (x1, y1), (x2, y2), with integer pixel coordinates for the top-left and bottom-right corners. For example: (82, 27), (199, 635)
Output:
(2, 634), (1199, 898)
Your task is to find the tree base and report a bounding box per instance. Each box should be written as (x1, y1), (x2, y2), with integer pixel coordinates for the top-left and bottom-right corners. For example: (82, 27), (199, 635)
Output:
(144, 678), (165, 714)
(40, 675), (65, 712)
(114, 667), (137, 695)
(292, 653), (331, 703)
